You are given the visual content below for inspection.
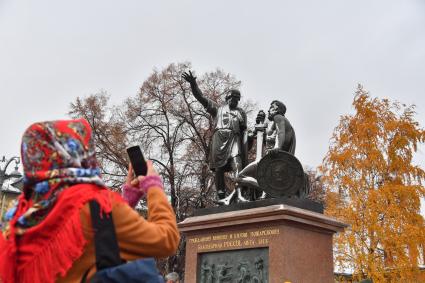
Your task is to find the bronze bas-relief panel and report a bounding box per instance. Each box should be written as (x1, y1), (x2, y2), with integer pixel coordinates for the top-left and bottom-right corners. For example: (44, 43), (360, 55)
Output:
(198, 248), (268, 283)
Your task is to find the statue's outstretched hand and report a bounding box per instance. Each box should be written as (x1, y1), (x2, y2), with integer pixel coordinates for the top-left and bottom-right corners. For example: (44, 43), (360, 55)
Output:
(182, 70), (197, 84)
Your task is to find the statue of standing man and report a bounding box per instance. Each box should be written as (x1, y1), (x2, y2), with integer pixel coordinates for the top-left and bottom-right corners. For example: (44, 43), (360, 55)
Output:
(182, 70), (248, 205)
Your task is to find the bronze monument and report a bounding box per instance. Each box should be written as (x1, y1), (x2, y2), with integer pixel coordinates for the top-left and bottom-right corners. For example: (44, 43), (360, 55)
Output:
(182, 70), (248, 205)
(183, 70), (309, 204)
(178, 79), (347, 282)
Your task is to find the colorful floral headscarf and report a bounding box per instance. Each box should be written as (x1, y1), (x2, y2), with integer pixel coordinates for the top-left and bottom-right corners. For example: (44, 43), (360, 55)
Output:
(3, 119), (104, 230)
(0, 119), (119, 283)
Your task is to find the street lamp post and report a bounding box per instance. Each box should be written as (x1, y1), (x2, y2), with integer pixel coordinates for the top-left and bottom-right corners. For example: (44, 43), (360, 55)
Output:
(0, 156), (22, 220)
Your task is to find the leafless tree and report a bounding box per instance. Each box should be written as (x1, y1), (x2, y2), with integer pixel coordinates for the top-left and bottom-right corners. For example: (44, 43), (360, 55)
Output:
(69, 62), (256, 275)
(69, 91), (128, 190)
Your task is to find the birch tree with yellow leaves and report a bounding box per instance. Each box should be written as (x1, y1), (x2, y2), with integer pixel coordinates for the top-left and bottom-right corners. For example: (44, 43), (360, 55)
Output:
(322, 85), (425, 282)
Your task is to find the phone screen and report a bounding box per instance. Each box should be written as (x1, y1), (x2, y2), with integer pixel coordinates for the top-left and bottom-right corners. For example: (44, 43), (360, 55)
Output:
(126, 146), (148, 176)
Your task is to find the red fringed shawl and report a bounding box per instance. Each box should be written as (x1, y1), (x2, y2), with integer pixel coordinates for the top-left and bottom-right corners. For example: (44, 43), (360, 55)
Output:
(0, 184), (121, 283)
(0, 119), (124, 283)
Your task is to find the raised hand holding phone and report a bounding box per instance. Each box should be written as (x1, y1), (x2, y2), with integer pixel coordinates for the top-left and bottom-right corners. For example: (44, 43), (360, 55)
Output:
(125, 145), (160, 189)
(125, 160), (159, 187)
(126, 145), (148, 176)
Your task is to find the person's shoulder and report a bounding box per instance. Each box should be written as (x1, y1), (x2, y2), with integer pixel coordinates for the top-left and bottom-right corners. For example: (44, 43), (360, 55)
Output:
(87, 185), (126, 205)
(207, 100), (219, 110)
(107, 189), (126, 204)
(235, 107), (246, 115)
(273, 114), (286, 123)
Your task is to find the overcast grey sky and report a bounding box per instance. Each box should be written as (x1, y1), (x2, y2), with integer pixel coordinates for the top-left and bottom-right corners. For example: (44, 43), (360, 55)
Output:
(1, 0), (425, 171)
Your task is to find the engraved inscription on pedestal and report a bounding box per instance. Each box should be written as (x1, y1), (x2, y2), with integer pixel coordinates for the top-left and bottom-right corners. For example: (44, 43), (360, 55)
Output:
(198, 248), (268, 283)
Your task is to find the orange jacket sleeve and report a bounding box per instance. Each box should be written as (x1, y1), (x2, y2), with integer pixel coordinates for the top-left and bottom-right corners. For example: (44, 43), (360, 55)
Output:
(113, 186), (180, 259)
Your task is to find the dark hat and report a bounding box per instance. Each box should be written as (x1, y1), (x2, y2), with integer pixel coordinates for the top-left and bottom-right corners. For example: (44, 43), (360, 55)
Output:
(226, 89), (241, 100)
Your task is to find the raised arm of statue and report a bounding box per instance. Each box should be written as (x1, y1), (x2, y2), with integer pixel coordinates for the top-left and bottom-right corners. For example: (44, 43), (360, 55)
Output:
(182, 70), (218, 116)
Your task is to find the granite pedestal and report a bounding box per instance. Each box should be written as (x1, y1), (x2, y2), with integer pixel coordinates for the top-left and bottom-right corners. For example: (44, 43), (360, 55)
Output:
(178, 204), (347, 283)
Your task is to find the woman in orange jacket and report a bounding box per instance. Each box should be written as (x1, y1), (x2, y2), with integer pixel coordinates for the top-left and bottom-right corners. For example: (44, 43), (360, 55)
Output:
(0, 119), (180, 283)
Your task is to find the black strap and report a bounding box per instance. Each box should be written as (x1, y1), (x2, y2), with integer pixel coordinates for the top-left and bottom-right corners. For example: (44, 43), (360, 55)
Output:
(89, 200), (123, 270)
(81, 201), (123, 283)
(80, 265), (94, 283)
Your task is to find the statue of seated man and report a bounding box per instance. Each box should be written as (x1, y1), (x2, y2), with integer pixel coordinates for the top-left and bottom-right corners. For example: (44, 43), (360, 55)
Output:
(237, 100), (296, 196)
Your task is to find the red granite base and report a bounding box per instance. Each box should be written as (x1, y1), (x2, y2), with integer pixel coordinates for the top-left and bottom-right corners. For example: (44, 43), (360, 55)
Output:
(178, 204), (347, 283)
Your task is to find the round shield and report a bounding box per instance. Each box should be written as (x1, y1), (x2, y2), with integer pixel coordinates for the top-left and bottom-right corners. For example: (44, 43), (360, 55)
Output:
(257, 151), (305, 197)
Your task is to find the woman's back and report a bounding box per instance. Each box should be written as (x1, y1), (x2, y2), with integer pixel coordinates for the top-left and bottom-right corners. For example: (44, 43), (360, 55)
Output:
(0, 119), (179, 283)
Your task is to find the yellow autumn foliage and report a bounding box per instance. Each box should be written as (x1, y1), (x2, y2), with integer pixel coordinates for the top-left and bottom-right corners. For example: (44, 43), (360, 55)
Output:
(321, 85), (425, 282)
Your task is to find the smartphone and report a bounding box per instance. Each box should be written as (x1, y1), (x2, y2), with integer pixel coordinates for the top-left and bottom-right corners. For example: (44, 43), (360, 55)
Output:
(126, 145), (148, 176)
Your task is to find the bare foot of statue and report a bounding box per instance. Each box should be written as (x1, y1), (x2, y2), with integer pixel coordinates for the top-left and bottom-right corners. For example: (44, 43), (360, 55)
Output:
(215, 190), (236, 206)
(215, 188), (249, 205)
